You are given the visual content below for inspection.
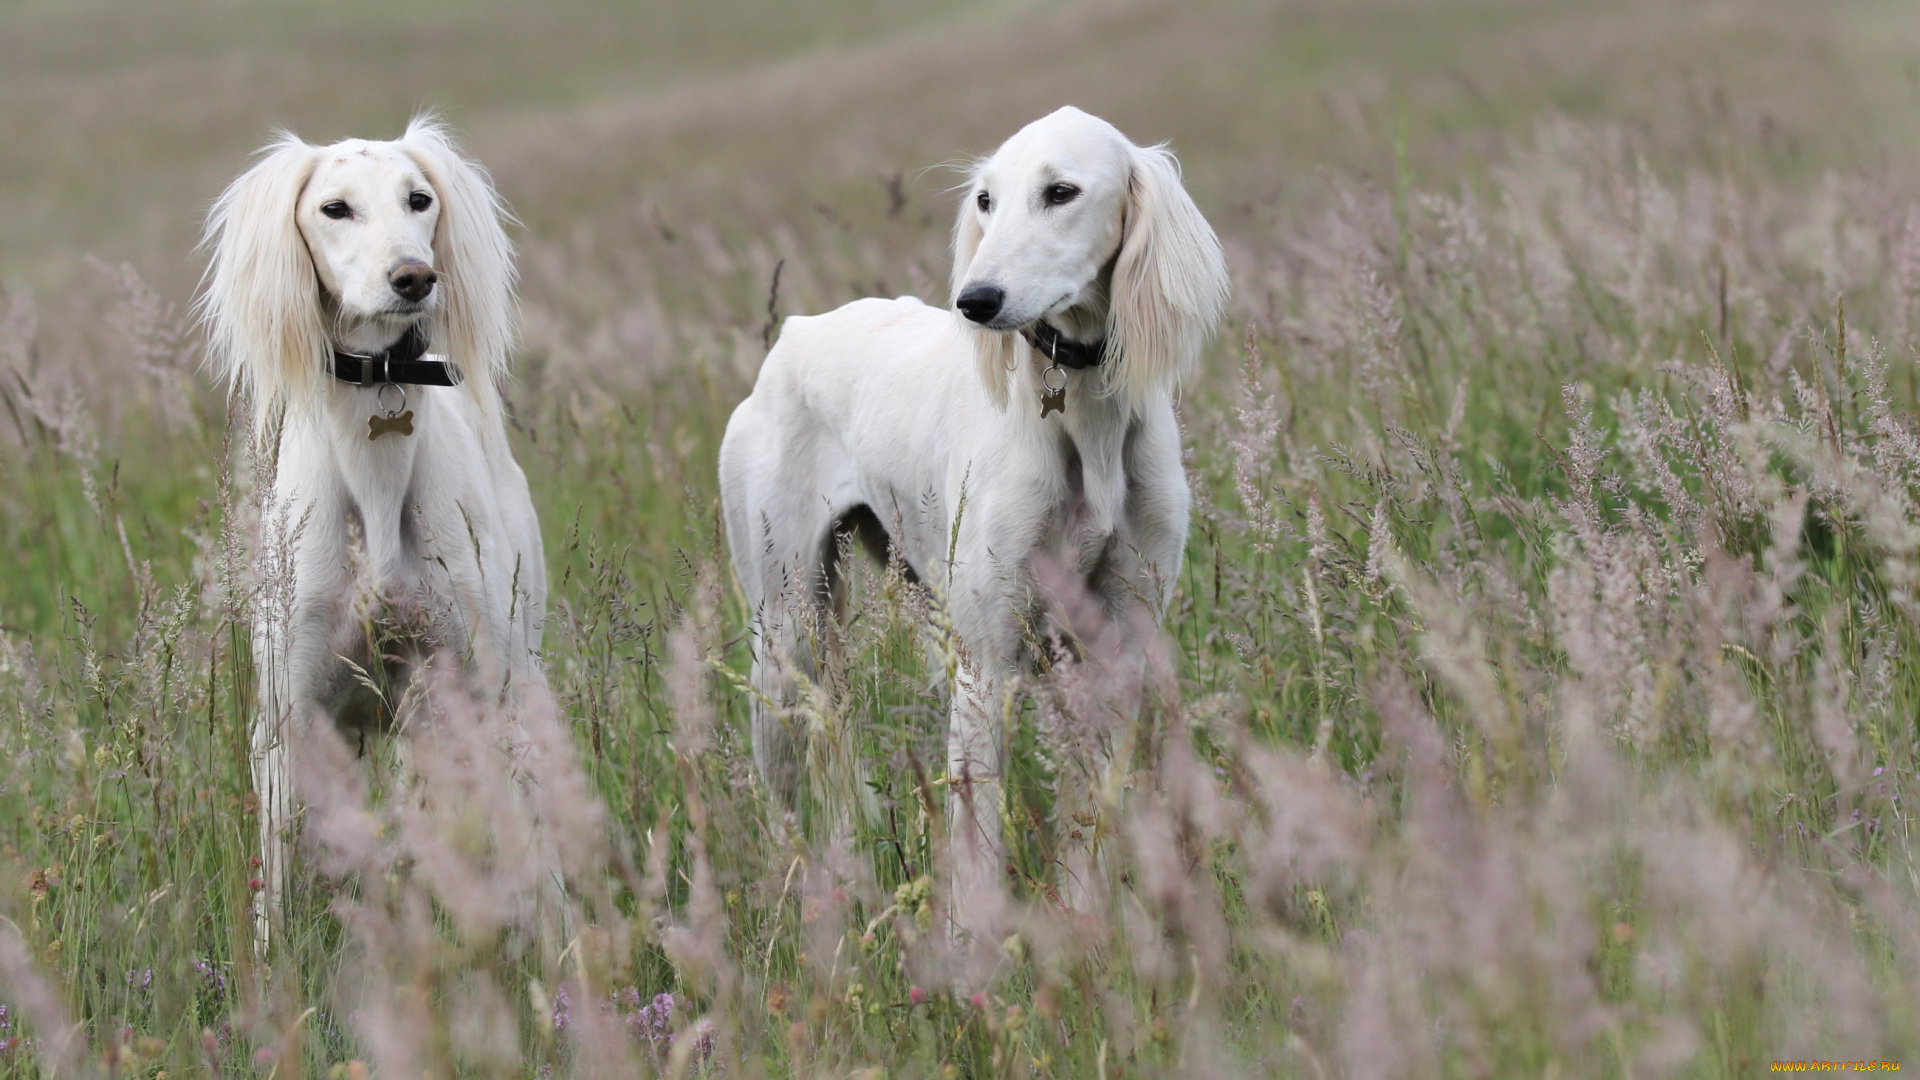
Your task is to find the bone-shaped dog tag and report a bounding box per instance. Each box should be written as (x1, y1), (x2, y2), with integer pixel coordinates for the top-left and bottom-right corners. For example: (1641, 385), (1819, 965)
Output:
(1039, 385), (1066, 418)
(368, 410), (414, 440)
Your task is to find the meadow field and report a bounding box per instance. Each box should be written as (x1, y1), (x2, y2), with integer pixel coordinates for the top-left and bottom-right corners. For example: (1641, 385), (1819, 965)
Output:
(6, 0), (1920, 1075)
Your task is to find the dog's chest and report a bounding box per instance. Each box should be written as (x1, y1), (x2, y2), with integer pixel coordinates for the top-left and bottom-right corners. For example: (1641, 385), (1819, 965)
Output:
(1044, 425), (1130, 575)
(323, 391), (430, 577)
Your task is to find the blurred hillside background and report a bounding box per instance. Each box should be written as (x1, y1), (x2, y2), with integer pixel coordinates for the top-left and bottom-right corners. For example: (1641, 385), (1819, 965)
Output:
(9, 0), (1920, 311)
(7, 0), (1920, 1076)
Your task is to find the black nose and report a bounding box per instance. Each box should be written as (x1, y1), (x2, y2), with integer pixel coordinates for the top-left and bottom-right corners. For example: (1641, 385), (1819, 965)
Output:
(956, 283), (1004, 324)
(389, 261), (437, 303)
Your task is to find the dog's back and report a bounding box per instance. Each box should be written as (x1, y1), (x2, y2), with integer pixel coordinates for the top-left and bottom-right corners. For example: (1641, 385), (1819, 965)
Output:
(720, 295), (978, 597)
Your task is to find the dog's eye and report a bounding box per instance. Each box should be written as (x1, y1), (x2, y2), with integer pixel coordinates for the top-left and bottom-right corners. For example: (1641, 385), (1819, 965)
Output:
(320, 201), (351, 220)
(408, 191), (433, 212)
(1043, 183), (1080, 207)
(976, 190), (991, 213)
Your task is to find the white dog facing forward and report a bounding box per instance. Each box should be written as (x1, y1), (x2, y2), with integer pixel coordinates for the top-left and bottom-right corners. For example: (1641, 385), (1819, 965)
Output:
(199, 118), (545, 948)
(719, 107), (1228, 923)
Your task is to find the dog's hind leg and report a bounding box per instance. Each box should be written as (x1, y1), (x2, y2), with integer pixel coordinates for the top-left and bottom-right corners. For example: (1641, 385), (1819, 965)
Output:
(721, 391), (859, 817)
(738, 494), (842, 815)
(748, 596), (811, 812)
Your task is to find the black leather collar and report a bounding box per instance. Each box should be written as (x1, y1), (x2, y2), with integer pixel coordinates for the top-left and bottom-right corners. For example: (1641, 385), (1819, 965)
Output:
(325, 323), (461, 387)
(1022, 321), (1107, 370)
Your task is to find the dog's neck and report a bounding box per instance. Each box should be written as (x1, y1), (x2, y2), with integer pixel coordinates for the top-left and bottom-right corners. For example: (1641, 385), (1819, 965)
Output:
(1034, 256), (1113, 351)
(1040, 305), (1105, 347)
(327, 307), (429, 358)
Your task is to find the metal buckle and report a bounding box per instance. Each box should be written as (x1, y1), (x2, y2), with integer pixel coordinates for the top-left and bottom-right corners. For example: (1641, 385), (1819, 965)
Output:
(335, 353), (377, 386)
(332, 349), (408, 387)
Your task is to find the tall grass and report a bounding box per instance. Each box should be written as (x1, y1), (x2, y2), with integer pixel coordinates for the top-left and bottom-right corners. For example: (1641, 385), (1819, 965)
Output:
(5, 2), (1920, 1076)
(4, 113), (1919, 1077)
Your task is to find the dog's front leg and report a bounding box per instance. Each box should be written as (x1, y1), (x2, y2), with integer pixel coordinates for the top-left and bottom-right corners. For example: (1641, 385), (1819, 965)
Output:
(946, 655), (1010, 947)
(1049, 405), (1193, 909)
(251, 628), (294, 954)
(941, 573), (1028, 950)
(251, 612), (327, 954)
(250, 479), (354, 954)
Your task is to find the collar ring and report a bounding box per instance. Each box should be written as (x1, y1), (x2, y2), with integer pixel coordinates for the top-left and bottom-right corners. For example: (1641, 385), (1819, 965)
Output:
(377, 382), (408, 417)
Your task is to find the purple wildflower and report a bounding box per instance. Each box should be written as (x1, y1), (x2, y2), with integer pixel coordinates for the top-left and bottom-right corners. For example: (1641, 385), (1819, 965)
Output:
(608, 990), (675, 1057)
(605, 991), (716, 1068)
(191, 960), (228, 1003)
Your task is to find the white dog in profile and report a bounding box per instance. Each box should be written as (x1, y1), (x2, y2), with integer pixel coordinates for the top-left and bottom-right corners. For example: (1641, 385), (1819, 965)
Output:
(719, 107), (1228, 918)
(199, 117), (545, 945)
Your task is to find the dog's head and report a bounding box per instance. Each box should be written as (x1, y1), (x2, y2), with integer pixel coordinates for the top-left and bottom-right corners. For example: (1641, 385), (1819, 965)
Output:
(199, 116), (516, 436)
(299, 139), (444, 326)
(951, 106), (1229, 411)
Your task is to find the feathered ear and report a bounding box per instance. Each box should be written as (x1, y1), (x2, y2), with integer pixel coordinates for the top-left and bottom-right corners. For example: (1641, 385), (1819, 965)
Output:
(950, 167), (1023, 411)
(197, 131), (324, 441)
(400, 116), (518, 414)
(1104, 143), (1230, 403)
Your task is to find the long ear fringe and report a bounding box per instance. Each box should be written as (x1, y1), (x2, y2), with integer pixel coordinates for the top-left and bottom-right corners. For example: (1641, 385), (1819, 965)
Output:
(400, 115), (519, 424)
(196, 132), (324, 443)
(966, 326), (1024, 410)
(1104, 143), (1231, 405)
(949, 159), (1023, 411)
